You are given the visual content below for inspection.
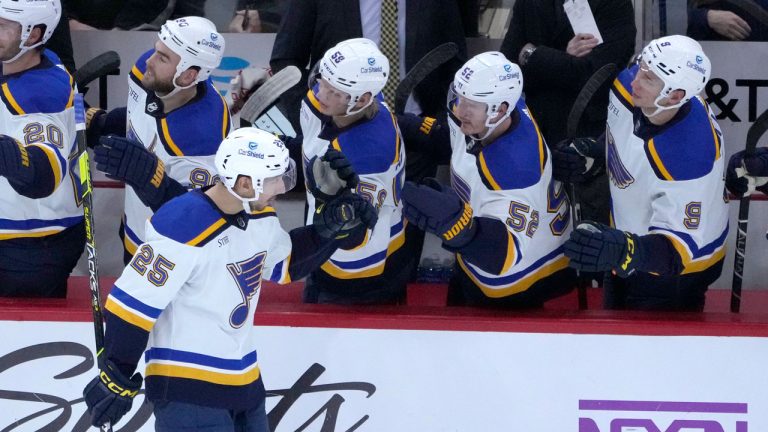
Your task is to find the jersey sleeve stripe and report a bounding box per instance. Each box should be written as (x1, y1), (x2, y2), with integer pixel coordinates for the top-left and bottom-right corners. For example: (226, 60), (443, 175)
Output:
(186, 218), (227, 246)
(702, 100), (721, 161)
(28, 143), (63, 189)
(159, 118), (184, 156)
(1, 83), (25, 115)
(645, 138), (674, 181)
(331, 137), (341, 151)
(649, 225), (728, 274)
(269, 254), (291, 283)
(529, 113), (546, 173)
(500, 231), (520, 274)
(145, 347), (258, 370)
(145, 363), (261, 386)
(478, 152), (502, 191)
(110, 285), (164, 318)
(320, 222), (406, 279)
(656, 232), (726, 274)
(105, 297), (154, 331)
(389, 111), (401, 166)
(66, 72), (75, 108)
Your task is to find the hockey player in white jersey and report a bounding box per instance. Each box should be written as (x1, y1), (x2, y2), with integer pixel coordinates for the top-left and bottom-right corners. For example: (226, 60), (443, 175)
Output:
(562, 35), (728, 311)
(82, 128), (377, 430)
(87, 16), (231, 263)
(0, 0), (85, 297)
(299, 38), (413, 304)
(401, 52), (576, 307)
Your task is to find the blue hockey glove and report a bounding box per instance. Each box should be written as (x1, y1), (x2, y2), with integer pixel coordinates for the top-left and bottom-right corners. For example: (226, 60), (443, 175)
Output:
(402, 179), (477, 249)
(83, 359), (143, 428)
(306, 148), (359, 202)
(726, 147), (768, 197)
(0, 135), (32, 181)
(313, 191), (378, 239)
(564, 221), (642, 277)
(94, 135), (163, 187)
(551, 137), (605, 183)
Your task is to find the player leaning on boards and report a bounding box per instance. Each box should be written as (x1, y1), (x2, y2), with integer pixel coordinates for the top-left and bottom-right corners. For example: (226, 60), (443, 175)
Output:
(83, 128), (377, 431)
(300, 38), (412, 304)
(87, 16), (231, 263)
(0, 0), (85, 297)
(560, 35), (728, 311)
(400, 52), (576, 307)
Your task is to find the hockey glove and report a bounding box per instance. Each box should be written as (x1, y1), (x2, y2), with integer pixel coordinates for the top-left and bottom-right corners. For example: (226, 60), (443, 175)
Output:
(95, 134), (167, 196)
(306, 148), (359, 202)
(313, 192), (378, 239)
(726, 147), (768, 197)
(402, 179), (477, 249)
(551, 137), (605, 183)
(83, 359), (143, 427)
(564, 221), (642, 277)
(0, 135), (33, 183)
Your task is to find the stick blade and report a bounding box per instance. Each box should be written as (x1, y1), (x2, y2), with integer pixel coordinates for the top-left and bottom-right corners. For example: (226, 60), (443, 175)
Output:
(240, 66), (302, 124)
(74, 51), (121, 91)
(394, 42), (459, 114)
(566, 63), (617, 138)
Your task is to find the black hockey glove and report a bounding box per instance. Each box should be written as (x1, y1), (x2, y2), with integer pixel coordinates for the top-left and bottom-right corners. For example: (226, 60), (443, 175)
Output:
(402, 178), (477, 249)
(306, 148), (359, 202)
(551, 137), (605, 183)
(564, 221), (643, 278)
(94, 135), (171, 204)
(726, 147), (768, 197)
(313, 191), (378, 239)
(83, 359), (143, 428)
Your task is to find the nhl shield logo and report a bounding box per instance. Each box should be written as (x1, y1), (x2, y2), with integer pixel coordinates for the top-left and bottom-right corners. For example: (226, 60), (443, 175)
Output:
(146, 102), (159, 113)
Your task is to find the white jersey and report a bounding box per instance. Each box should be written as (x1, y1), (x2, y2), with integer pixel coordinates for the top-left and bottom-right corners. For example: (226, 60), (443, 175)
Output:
(607, 65), (728, 273)
(105, 190), (290, 408)
(122, 49), (232, 255)
(0, 50), (81, 239)
(448, 100), (572, 297)
(300, 89), (406, 279)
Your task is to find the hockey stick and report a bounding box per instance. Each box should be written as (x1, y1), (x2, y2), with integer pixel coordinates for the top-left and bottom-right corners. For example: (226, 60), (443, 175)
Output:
(394, 42), (459, 115)
(240, 66), (302, 124)
(74, 94), (112, 432)
(74, 51), (121, 94)
(731, 108), (768, 312)
(565, 63), (618, 310)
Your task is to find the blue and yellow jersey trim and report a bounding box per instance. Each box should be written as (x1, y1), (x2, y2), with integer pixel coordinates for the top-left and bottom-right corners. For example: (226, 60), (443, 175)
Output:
(0, 215), (82, 240)
(145, 347), (261, 386)
(611, 66), (636, 110)
(458, 247), (569, 298)
(128, 49), (152, 85)
(28, 143), (66, 190)
(643, 98), (721, 182)
(650, 225), (728, 274)
(268, 254), (292, 284)
(320, 220), (406, 279)
(305, 88), (324, 117)
(332, 100), (402, 175)
(0, 51), (75, 115)
(476, 102), (546, 192)
(105, 285), (163, 332)
(150, 191), (233, 247)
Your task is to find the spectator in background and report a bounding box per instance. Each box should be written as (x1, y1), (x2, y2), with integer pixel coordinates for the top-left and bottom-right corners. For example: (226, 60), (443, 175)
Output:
(67, 0), (205, 31)
(688, 0), (768, 41)
(227, 0), (284, 33)
(500, 0), (636, 225)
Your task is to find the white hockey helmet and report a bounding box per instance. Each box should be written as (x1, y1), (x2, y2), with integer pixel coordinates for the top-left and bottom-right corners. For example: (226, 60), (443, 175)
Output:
(215, 127), (297, 211)
(449, 51), (523, 140)
(0, 0), (61, 64)
(158, 16), (224, 91)
(640, 35), (711, 114)
(312, 38), (389, 115)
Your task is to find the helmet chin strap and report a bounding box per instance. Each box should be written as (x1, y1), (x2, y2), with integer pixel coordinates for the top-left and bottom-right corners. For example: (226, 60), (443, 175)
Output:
(223, 183), (261, 213)
(471, 109), (510, 142)
(3, 38), (42, 64)
(644, 92), (685, 118)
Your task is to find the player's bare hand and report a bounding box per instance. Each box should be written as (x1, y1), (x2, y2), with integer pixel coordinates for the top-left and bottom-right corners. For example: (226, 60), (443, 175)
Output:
(228, 9), (262, 33)
(567, 34), (599, 58)
(707, 10), (751, 41)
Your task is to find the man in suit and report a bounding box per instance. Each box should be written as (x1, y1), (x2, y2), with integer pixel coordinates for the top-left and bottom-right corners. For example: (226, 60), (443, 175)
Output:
(270, 0), (467, 130)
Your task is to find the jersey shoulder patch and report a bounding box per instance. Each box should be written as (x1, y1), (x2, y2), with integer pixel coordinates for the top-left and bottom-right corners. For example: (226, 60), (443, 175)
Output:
(476, 102), (546, 191)
(611, 65), (636, 109)
(333, 101), (401, 175)
(0, 51), (73, 115)
(643, 98), (721, 181)
(159, 81), (230, 157)
(150, 191), (229, 247)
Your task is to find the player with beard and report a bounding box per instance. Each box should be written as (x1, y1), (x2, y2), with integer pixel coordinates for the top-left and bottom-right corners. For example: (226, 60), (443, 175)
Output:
(86, 17), (231, 263)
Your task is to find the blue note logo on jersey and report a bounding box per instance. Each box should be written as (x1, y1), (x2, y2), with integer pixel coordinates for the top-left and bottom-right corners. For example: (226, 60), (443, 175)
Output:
(227, 252), (267, 328)
(606, 128), (634, 189)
